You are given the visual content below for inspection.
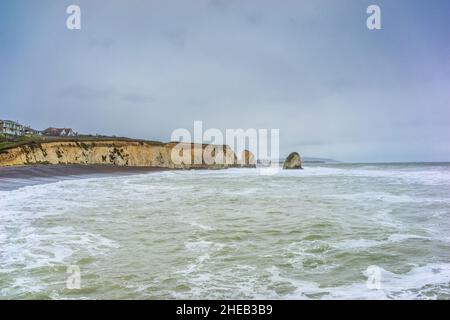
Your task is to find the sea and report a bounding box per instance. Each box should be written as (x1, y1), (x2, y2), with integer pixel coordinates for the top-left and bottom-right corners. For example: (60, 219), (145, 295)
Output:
(1, 163), (450, 299)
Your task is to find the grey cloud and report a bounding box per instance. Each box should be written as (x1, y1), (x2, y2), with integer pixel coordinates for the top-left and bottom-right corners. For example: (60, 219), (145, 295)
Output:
(121, 93), (154, 104)
(88, 38), (115, 49)
(244, 12), (264, 26)
(59, 85), (153, 105)
(59, 85), (116, 101)
(161, 29), (188, 49)
(208, 0), (230, 11)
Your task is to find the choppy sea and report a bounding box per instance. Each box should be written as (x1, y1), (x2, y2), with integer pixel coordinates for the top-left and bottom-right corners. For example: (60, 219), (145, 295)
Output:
(1, 163), (450, 299)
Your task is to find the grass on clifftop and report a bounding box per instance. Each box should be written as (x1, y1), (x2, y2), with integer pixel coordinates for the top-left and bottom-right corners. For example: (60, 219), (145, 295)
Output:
(0, 135), (35, 151)
(0, 134), (164, 152)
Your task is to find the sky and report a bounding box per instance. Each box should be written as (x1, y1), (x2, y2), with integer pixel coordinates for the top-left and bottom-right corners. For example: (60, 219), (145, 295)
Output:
(1, 0), (449, 162)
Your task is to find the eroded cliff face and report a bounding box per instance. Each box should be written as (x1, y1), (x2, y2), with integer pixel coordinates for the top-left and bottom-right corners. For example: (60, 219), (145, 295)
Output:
(240, 150), (256, 168)
(0, 140), (255, 169)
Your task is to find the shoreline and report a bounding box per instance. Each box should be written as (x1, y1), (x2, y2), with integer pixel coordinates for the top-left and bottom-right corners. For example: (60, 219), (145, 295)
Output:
(0, 164), (171, 191)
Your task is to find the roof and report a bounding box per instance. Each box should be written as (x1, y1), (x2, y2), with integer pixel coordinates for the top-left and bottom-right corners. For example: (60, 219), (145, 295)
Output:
(42, 127), (74, 135)
(0, 120), (23, 125)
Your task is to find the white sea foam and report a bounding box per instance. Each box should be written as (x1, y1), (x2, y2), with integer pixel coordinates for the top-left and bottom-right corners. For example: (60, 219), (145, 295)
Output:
(0, 225), (118, 271)
(333, 239), (382, 250)
(189, 221), (215, 231)
(327, 192), (450, 204)
(327, 192), (416, 203)
(275, 164), (450, 186)
(268, 263), (450, 300)
(332, 234), (430, 251)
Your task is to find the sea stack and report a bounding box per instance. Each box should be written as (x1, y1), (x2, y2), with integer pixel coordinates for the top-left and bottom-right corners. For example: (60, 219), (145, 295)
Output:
(240, 150), (256, 168)
(283, 152), (302, 169)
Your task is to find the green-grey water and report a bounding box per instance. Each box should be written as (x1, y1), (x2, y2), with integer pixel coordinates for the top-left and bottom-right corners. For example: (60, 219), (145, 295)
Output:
(1, 163), (450, 299)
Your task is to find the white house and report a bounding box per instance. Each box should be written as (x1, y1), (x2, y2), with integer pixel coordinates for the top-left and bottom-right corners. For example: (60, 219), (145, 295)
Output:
(0, 120), (25, 136)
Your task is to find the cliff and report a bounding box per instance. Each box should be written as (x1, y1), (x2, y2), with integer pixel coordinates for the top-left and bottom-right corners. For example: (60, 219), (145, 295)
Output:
(0, 139), (255, 169)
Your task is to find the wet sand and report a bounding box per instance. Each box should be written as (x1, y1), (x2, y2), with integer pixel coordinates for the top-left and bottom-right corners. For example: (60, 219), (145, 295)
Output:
(0, 165), (170, 191)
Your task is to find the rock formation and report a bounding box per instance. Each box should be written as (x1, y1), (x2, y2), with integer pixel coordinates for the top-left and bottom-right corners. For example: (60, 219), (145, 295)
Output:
(0, 139), (256, 170)
(240, 150), (256, 168)
(283, 152), (302, 169)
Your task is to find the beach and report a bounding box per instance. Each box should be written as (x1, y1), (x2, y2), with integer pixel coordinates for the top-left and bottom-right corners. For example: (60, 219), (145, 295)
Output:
(0, 165), (170, 191)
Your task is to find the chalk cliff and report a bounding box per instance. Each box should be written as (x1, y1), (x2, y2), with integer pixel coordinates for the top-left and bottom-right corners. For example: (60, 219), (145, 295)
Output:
(240, 150), (256, 168)
(0, 139), (255, 169)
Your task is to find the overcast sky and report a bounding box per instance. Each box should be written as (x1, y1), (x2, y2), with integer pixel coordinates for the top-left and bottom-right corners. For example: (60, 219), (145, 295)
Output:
(1, 0), (449, 162)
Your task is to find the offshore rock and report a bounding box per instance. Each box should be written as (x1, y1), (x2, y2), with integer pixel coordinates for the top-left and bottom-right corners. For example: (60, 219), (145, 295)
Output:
(283, 152), (302, 169)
